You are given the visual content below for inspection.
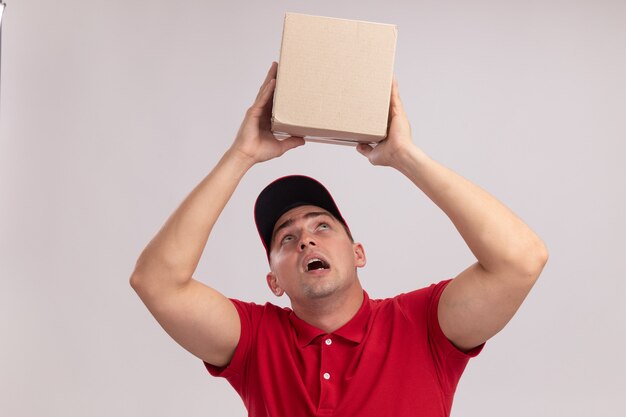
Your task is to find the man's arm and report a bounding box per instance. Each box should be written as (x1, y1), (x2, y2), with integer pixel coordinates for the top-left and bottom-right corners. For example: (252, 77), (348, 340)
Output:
(357, 78), (548, 351)
(130, 62), (304, 366)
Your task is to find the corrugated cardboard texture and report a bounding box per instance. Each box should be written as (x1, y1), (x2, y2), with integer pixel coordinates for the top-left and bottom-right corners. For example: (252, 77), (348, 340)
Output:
(272, 13), (397, 144)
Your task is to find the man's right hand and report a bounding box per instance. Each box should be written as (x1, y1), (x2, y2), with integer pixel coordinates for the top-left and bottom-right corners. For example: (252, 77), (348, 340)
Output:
(229, 62), (305, 165)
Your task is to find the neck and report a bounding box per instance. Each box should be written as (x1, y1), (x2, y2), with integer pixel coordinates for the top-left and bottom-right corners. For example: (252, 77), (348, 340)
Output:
(291, 282), (364, 333)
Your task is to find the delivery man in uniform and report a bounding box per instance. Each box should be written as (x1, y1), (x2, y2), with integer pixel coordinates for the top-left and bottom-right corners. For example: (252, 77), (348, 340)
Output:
(130, 62), (548, 416)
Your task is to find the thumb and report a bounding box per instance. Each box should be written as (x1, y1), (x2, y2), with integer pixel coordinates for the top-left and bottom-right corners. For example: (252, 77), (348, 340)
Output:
(356, 143), (373, 158)
(279, 136), (306, 153)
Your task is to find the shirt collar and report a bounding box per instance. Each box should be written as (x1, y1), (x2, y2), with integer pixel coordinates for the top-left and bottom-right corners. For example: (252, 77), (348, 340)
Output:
(289, 291), (372, 347)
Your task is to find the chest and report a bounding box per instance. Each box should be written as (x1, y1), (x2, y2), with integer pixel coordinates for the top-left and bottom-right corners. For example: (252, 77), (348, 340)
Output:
(246, 309), (444, 416)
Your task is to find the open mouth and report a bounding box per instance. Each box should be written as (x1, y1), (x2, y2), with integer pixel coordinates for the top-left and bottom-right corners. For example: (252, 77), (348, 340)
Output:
(306, 258), (330, 272)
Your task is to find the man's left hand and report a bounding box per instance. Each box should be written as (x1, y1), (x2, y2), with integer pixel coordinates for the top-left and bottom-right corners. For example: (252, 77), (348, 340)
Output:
(356, 77), (415, 168)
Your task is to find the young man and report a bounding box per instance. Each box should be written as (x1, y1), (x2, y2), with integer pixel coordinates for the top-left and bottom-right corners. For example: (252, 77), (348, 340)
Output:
(130, 62), (548, 416)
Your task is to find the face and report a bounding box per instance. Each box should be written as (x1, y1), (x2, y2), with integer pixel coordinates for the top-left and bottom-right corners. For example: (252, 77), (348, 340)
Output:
(266, 205), (366, 306)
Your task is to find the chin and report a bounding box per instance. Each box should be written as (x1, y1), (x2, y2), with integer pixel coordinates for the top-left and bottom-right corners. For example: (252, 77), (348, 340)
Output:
(303, 281), (341, 300)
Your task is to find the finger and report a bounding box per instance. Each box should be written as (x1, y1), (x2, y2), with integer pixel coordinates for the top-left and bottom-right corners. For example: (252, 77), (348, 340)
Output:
(388, 76), (406, 124)
(392, 76), (400, 100)
(263, 61), (278, 85)
(256, 62), (278, 101)
(252, 78), (276, 111)
(388, 77), (397, 123)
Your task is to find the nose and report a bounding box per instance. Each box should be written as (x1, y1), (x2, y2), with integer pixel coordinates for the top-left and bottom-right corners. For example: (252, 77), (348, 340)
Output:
(299, 236), (316, 251)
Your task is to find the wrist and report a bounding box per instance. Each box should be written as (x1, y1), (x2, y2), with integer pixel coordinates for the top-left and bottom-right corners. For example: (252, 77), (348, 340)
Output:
(392, 143), (430, 176)
(223, 146), (258, 172)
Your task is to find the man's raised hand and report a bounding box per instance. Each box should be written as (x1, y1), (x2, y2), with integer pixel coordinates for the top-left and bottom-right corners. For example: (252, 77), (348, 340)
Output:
(356, 77), (415, 169)
(229, 62), (305, 165)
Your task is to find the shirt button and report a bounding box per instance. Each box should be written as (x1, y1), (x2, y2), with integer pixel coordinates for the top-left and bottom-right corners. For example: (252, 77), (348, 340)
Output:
(325, 338), (332, 346)
(323, 372), (331, 380)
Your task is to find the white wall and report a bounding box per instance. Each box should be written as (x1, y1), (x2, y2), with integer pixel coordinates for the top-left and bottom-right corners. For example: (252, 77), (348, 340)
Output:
(1, 1), (625, 416)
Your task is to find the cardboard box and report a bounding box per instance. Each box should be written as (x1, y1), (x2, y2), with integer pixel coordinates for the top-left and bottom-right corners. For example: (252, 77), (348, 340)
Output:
(272, 13), (398, 144)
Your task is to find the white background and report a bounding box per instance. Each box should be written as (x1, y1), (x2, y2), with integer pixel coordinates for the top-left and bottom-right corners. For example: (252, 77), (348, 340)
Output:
(1, 1), (625, 416)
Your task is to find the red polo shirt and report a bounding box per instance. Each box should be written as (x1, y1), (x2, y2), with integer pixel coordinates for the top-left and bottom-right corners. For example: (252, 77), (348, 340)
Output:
(205, 280), (483, 416)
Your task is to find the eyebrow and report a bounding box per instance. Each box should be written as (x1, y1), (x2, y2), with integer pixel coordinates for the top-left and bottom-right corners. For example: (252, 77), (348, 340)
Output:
(272, 211), (332, 242)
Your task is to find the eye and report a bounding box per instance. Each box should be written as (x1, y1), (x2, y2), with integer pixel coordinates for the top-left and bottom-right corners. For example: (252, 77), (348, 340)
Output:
(281, 234), (295, 245)
(317, 222), (330, 231)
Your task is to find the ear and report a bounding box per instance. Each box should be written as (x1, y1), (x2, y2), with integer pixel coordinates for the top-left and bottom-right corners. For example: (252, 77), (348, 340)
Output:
(266, 272), (284, 297)
(353, 242), (367, 268)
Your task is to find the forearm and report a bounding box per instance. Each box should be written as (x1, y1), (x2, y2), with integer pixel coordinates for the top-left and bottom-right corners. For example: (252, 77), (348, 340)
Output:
(131, 148), (255, 289)
(395, 145), (547, 277)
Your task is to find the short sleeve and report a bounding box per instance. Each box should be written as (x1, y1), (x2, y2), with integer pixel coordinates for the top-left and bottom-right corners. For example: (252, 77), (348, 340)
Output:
(395, 279), (483, 399)
(426, 279), (484, 394)
(204, 299), (254, 383)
